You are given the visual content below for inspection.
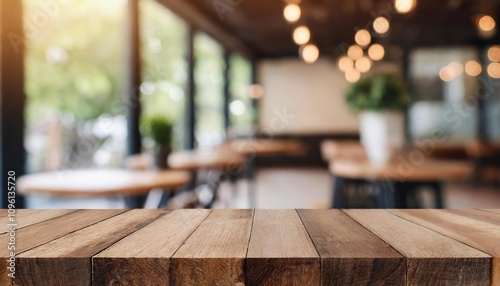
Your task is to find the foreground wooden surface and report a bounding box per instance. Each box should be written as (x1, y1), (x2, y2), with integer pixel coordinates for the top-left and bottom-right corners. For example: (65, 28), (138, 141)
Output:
(1, 209), (499, 285)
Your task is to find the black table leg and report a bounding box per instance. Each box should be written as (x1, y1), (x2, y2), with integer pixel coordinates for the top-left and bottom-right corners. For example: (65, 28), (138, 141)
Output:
(429, 181), (444, 209)
(375, 180), (395, 208)
(332, 176), (347, 208)
(124, 194), (148, 209)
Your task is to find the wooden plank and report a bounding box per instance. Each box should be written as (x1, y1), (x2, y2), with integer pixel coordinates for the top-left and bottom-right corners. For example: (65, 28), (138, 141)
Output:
(298, 209), (405, 285)
(390, 209), (500, 286)
(15, 210), (166, 286)
(0, 209), (76, 234)
(93, 209), (211, 285)
(447, 209), (500, 225)
(345, 209), (491, 285)
(246, 209), (320, 285)
(481, 209), (500, 215)
(0, 209), (125, 286)
(171, 209), (253, 285)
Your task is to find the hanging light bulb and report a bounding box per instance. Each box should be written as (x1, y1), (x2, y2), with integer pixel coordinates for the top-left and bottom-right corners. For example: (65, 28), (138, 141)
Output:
(477, 15), (496, 32)
(465, 60), (482, 76)
(284, 4), (301, 23)
(368, 44), (385, 61)
(338, 56), (354, 72)
(347, 45), (363, 60)
(345, 69), (361, 83)
(355, 56), (372, 73)
(394, 0), (416, 14)
(373, 16), (390, 34)
(355, 29), (371, 47)
(293, 26), (310, 45)
(300, 44), (319, 64)
(487, 63), (500, 78)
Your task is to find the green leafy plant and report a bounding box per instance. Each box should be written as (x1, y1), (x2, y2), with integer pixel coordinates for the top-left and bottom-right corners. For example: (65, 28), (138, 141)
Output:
(141, 115), (173, 147)
(346, 74), (411, 112)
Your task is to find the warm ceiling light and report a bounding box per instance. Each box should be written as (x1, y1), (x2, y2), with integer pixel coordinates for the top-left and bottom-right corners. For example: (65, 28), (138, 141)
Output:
(293, 26), (310, 45)
(300, 44), (319, 64)
(338, 56), (354, 72)
(488, 46), (500, 62)
(355, 29), (371, 47)
(446, 62), (463, 77)
(478, 15), (496, 32)
(487, 62), (500, 78)
(394, 0), (416, 14)
(465, 60), (482, 76)
(439, 67), (454, 81)
(345, 69), (361, 83)
(347, 45), (363, 60)
(368, 44), (385, 61)
(284, 4), (301, 23)
(373, 16), (390, 34)
(355, 56), (372, 73)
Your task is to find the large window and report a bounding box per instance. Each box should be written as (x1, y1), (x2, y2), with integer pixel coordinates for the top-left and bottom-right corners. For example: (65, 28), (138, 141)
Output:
(194, 33), (225, 148)
(229, 54), (253, 136)
(139, 0), (187, 151)
(24, 0), (127, 172)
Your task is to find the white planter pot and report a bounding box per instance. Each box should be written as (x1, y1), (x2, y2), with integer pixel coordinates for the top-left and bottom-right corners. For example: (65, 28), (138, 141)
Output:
(360, 111), (405, 167)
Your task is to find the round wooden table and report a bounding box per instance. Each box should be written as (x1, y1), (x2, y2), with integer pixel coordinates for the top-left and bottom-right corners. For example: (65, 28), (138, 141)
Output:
(18, 169), (191, 208)
(223, 139), (307, 156)
(219, 139), (308, 208)
(168, 150), (245, 171)
(329, 158), (473, 209)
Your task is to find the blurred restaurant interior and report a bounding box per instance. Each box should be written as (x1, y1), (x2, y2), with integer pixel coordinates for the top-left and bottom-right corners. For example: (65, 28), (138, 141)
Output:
(1, 0), (500, 209)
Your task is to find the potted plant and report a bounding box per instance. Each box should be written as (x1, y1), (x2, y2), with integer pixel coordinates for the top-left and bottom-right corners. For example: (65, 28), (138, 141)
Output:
(346, 74), (411, 166)
(142, 115), (173, 169)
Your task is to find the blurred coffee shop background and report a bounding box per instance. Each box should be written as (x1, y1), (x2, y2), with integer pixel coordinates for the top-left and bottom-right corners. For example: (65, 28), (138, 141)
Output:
(1, 0), (499, 209)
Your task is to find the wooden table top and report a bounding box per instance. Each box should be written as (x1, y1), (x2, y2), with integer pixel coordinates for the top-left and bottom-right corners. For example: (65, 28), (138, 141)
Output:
(168, 150), (245, 171)
(321, 140), (366, 161)
(17, 169), (191, 197)
(221, 139), (308, 156)
(330, 158), (472, 181)
(1, 209), (498, 285)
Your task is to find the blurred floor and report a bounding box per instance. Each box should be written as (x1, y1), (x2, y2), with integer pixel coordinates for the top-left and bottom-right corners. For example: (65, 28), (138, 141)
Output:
(27, 167), (500, 209)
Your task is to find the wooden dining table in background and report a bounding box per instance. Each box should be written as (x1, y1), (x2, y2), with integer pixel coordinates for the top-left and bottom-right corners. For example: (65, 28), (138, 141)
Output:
(2, 209), (498, 285)
(17, 169), (191, 208)
(321, 140), (474, 208)
(219, 138), (308, 207)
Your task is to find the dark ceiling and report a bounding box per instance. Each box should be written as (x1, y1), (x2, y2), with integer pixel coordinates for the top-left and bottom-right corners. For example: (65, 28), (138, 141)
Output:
(187, 0), (500, 58)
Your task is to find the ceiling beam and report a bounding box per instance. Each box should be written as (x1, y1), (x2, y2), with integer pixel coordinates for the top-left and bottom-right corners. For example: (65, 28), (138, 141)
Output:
(157, 0), (254, 58)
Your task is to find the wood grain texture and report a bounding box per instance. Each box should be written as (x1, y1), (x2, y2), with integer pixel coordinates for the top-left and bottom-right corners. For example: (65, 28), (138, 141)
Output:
(390, 209), (500, 286)
(93, 209), (211, 285)
(18, 169), (190, 196)
(15, 210), (166, 286)
(481, 209), (500, 215)
(0, 209), (76, 234)
(298, 209), (405, 286)
(330, 158), (472, 181)
(171, 209), (253, 285)
(168, 150), (244, 171)
(0, 209), (125, 286)
(246, 209), (319, 286)
(345, 209), (491, 286)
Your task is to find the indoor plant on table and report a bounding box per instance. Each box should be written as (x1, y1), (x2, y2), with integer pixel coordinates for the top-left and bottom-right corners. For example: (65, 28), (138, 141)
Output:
(142, 115), (173, 169)
(346, 74), (411, 166)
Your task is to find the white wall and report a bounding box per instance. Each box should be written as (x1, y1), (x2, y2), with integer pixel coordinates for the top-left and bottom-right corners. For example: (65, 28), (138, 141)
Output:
(257, 58), (359, 135)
